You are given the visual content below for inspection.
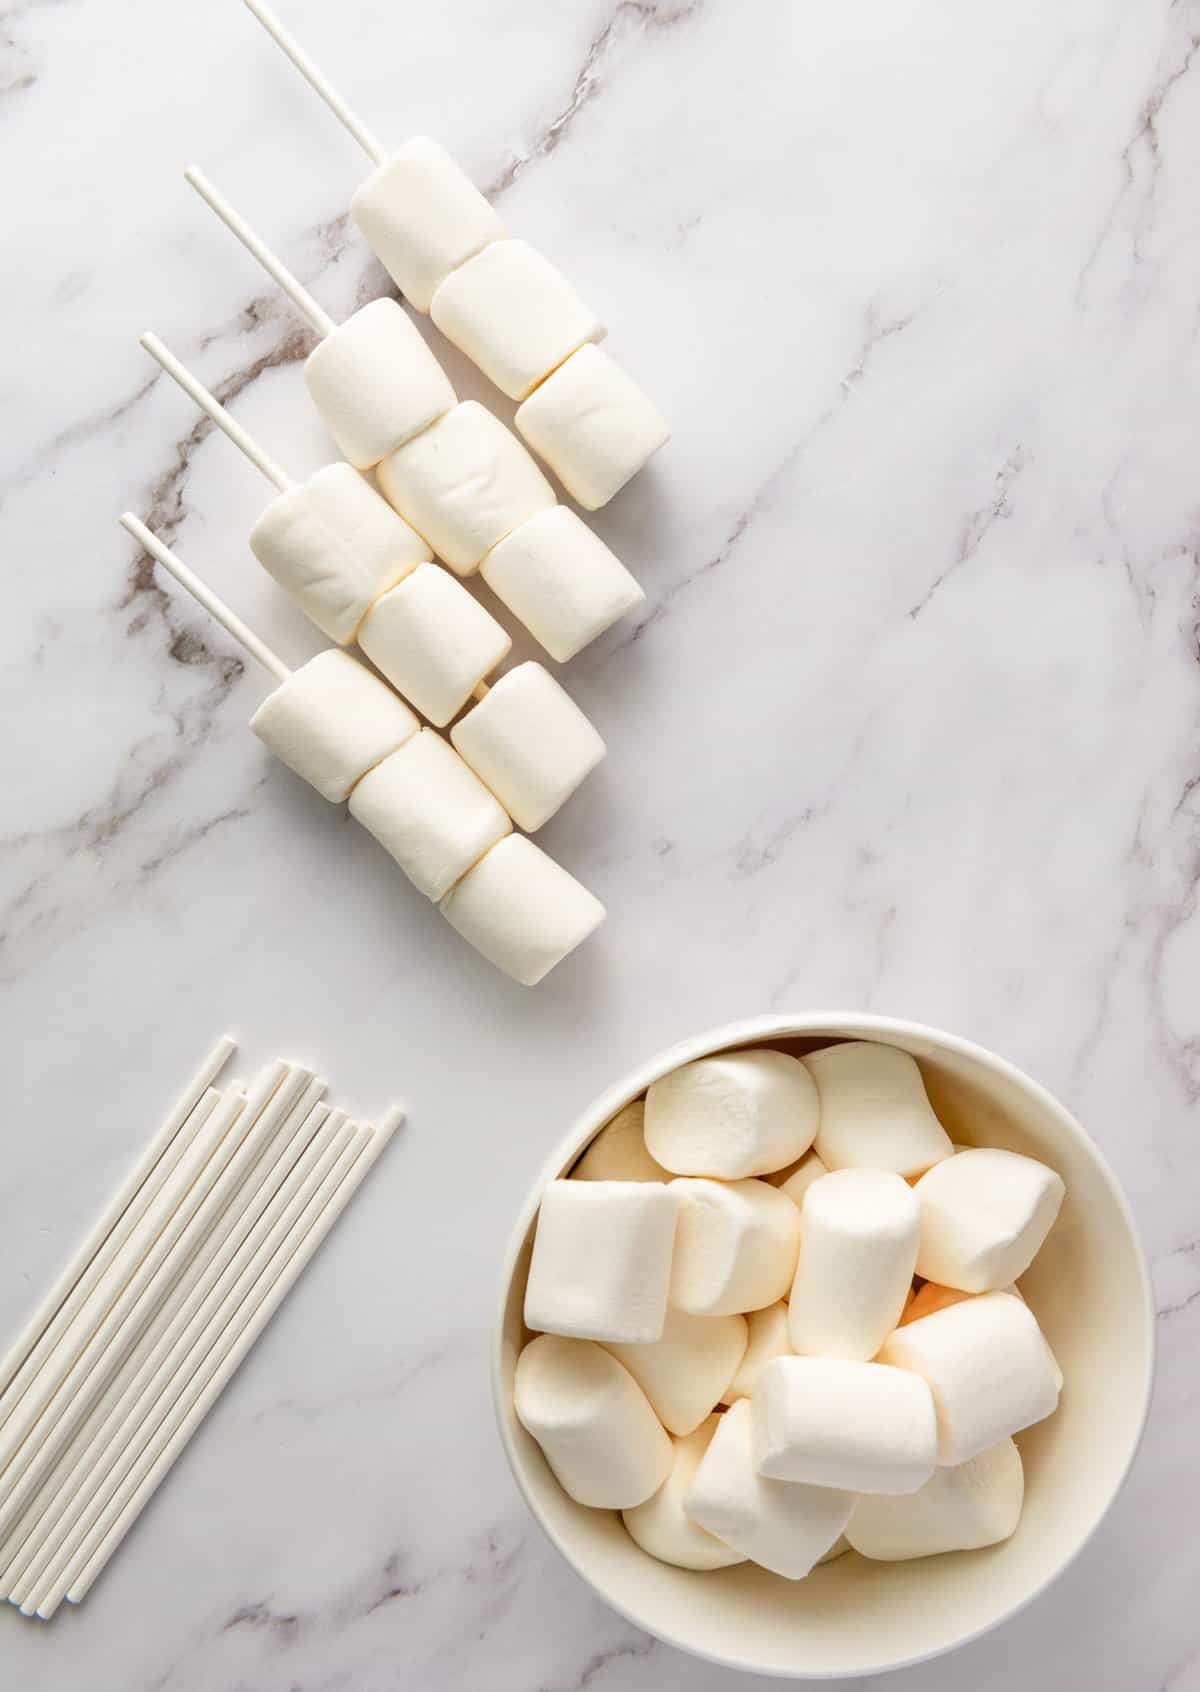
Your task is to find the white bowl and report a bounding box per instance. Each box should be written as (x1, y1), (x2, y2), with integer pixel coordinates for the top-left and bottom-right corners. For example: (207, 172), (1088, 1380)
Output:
(492, 1013), (1155, 1679)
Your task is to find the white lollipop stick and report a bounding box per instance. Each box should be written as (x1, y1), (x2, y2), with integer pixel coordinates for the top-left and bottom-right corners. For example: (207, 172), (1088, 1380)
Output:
(119, 514), (291, 683)
(242, 0), (386, 165)
(184, 166), (336, 339)
(140, 334), (293, 493)
(0, 1037), (233, 1418)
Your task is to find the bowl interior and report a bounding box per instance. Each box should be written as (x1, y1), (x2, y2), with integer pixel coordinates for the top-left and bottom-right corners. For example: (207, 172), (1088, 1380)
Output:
(493, 1016), (1155, 1679)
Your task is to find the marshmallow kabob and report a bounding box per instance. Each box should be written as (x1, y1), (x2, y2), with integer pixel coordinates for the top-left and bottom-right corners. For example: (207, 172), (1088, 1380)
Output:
(241, 0), (669, 510)
(121, 516), (604, 985)
(514, 1042), (1066, 1574)
(139, 336), (604, 833)
(184, 169), (644, 667)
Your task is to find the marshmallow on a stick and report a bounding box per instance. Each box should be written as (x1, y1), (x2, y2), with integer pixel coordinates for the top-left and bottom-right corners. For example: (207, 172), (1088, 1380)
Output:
(622, 1416), (747, 1572)
(439, 835), (605, 987)
(357, 563), (511, 727)
(788, 1170), (919, 1361)
(847, 1436), (1024, 1561)
(645, 1050), (819, 1179)
(807, 1041), (954, 1176)
(479, 508), (644, 664)
(524, 1180), (678, 1345)
(515, 344), (669, 510)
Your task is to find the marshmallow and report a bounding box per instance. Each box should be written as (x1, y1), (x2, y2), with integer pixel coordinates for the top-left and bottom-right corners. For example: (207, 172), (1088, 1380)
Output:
(817, 1535), (852, 1566)
(439, 835), (604, 986)
(377, 401), (555, 574)
(879, 1290), (1060, 1464)
(622, 1417), (747, 1571)
(788, 1170), (919, 1361)
(249, 648), (418, 802)
(450, 662), (605, 832)
(303, 298), (456, 469)
(480, 507), (644, 663)
(524, 1179), (679, 1344)
(431, 239), (605, 401)
(606, 1306), (747, 1436)
(913, 1148), (1065, 1292)
(248, 462), (431, 645)
(644, 1049), (819, 1179)
(515, 345), (669, 509)
(670, 1179), (800, 1317)
(722, 1302), (792, 1403)
(753, 1356), (938, 1494)
(349, 137), (506, 315)
(774, 1148), (830, 1205)
(847, 1437), (1024, 1561)
(573, 1102), (669, 1184)
(808, 1042), (954, 1176)
(685, 1399), (853, 1579)
(348, 729), (510, 901)
(514, 1335), (671, 1509)
(357, 562), (510, 727)
(900, 1285), (1064, 1391)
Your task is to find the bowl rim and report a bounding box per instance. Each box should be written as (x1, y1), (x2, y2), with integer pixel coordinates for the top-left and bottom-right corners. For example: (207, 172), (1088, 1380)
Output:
(490, 1011), (1157, 1679)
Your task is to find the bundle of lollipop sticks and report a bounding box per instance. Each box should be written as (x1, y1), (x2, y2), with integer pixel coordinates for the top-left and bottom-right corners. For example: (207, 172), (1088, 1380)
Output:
(0, 1037), (400, 1620)
(124, 0), (669, 985)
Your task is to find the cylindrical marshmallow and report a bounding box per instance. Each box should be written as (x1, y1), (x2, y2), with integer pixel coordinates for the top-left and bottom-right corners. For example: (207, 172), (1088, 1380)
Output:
(606, 1305), (747, 1437)
(303, 298), (456, 469)
(807, 1042), (955, 1176)
(645, 1049), (819, 1180)
(753, 1356), (938, 1495)
(878, 1290), (1060, 1465)
(450, 662), (605, 832)
(349, 137), (506, 315)
(684, 1399), (853, 1580)
(817, 1535), (852, 1566)
(788, 1170), (919, 1361)
(572, 1102), (669, 1183)
(479, 506), (644, 663)
(722, 1302), (792, 1403)
(913, 1147), (1066, 1292)
(514, 1334), (671, 1510)
(439, 834), (605, 986)
(622, 1416), (747, 1572)
(515, 345), (668, 509)
(249, 648), (418, 801)
(773, 1149), (830, 1206)
(248, 462), (431, 645)
(347, 729), (510, 901)
(357, 562), (510, 727)
(847, 1436), (1024, 1561)
(669, 1178), (800, 1317)
(524, 1179), (679, 1345)
(377, 401), (555, 575)
(431, 238), (605, 401)
(898, 1285), (1064, 1390)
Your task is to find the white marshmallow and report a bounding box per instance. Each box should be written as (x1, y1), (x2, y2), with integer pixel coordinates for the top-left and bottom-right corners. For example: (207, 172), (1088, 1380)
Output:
(774, 1149), (830, 1206)
(450, 662), (605, 832)
(439, 835), (605, 986)
(817, 1535), (852, 1566)
(357, 562), (510, 727)
(685, 1399), (853, 1580)
(622, 1417), (747, 1571)
(913, 1147), (1065, 1292)
(808, 1042), (955, 1176)
(480, 506), (644, 663)
(722, 1302), (792, 1403)
(514, 1334), (671, 1509)
(606, 1305), (747, 1436)
(377, 401), (555, 575)
(349, 137), (506, 315)
(670, 1179), (800, 1317)
(524, 1179), (679, 1345)
(573, 1102), (669, 1184)
(900, 1285), (1064, 1392)
(303, 298), (456, 469)
(788, 1170), (919, 1361)
(753, 1356), (937, 1495)
(249, 648), (417, 802)
(431, 238), (605, 401)
(878, 1290), (1060, 1465)
(644, 1049), (819, 1179)
(248, 462), (431, 645)
(347, 729), (510, 901)
(847, 1436), (1024, 1561)
(515, 345), (669, 509)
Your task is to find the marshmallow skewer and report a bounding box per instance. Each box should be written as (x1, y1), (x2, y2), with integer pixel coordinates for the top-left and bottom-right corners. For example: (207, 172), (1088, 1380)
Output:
(0, 1037), (234, 1409)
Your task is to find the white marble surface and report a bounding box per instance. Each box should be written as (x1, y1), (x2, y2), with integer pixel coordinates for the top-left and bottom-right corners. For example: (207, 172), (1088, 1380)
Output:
(1, 0), (1198, 1684)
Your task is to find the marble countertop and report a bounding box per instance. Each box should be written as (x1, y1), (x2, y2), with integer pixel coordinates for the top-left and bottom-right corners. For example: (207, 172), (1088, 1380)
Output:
(2, 0), (1198, 1686)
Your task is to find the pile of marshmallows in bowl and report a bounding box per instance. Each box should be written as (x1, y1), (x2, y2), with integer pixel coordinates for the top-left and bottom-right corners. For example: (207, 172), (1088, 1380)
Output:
(514, 1043), (1066, 1579)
